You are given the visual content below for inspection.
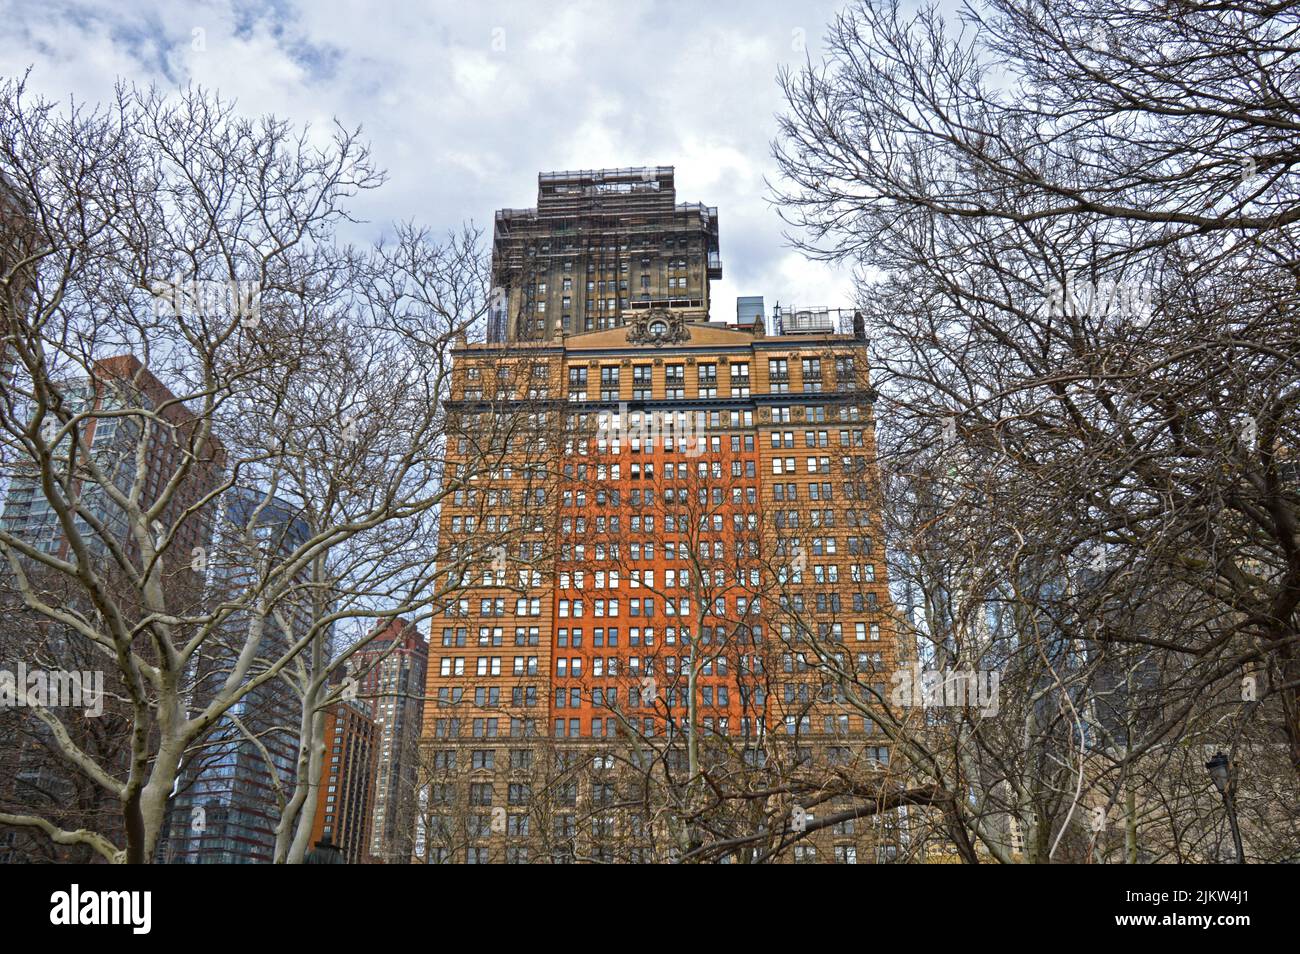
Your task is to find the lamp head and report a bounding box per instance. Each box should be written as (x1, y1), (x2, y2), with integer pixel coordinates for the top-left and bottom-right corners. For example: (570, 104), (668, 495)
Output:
(1205, 751), (1231, 795)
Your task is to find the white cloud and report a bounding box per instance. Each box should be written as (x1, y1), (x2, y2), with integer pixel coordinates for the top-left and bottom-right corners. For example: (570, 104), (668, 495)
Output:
(1, 0), (868, 313)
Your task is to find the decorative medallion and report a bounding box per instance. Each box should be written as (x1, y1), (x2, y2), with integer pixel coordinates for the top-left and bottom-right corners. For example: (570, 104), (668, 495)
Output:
(627, 310), (691, 346)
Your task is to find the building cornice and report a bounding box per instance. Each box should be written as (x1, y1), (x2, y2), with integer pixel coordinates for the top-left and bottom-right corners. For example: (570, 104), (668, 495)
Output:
(444, 389), (877, 412)
(452, 335), (868, 360)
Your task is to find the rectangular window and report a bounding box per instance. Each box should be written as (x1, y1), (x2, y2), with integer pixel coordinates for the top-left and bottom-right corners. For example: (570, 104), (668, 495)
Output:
(600, 366), (620, 401)
(665, 365), (685, 400)
(729, 362), (750, 397)
(567, 367), (588, 401)
(696, 363), (717, 398)
(801, 357), (822, 392)
(632, 365), (652, 400)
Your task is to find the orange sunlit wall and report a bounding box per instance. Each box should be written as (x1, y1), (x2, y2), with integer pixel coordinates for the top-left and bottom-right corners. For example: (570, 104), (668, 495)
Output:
(551, 429), (760, 741)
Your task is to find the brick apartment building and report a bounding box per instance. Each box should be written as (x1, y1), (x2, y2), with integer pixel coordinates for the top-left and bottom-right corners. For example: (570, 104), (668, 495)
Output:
(418, 166), (902, 865)
(311, 696), (380, 864)
(354, 618), (427, 862)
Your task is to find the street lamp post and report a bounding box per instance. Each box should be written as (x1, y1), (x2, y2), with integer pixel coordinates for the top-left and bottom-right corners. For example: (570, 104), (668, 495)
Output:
(1204, 752), (1244, 864)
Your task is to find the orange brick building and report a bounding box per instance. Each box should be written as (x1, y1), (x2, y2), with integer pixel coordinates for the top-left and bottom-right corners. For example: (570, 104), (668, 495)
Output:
(421, 298), (901, 862)
(311, 697), (380, 864)
(418, 167), (900, 864)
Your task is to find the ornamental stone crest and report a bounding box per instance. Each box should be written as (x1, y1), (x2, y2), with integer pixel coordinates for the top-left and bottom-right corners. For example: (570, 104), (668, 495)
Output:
(627, 310), (691, 346)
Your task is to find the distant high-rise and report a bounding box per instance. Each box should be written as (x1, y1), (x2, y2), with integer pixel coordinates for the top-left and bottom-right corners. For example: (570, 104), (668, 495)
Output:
(161, 488), (313, 864)
(736, 295), (766, 333)
(311, 696), (380, 864)
(0, 176), (37, 378)
(0, 354), (224, 862)
(489, 167), (721, 342)
(354, 618), (427, 863)
(0, 354), (223, 579)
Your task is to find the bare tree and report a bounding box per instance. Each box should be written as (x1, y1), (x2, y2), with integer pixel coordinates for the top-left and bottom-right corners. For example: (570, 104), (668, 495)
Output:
(771, 0), (1300, 860)
(0, 78), (545, 863)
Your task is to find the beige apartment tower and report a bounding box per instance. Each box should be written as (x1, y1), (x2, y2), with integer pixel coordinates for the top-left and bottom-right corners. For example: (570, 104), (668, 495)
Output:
(419, 167), (902, 864)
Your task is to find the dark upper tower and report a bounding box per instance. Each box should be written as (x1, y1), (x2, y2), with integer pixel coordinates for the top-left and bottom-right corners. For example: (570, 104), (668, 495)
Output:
(489, 166), (721, 342)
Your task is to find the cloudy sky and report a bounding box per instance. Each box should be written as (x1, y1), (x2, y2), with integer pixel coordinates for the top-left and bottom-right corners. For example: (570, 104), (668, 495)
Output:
(0, 0), (915, 318)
